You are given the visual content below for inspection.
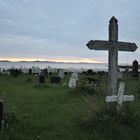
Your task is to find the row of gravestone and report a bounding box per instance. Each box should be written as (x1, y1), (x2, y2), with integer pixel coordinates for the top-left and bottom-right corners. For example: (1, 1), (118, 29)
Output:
(38, 70), (79, 86)
(0, 60), (138, 76)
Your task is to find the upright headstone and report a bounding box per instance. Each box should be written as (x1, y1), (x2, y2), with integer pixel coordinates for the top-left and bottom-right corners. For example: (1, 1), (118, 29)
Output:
(32, 67), (40, 76)
(10, 69), (20, 77)
(48, 66), (57, 74)
(69, 78), (76, 88)
(44, 68), (48, 75)
(38, 72), (45, 84)
(59, 69), (64, 79)
(132, 60), (139, 78)
(71, 72), (78, 81)
(20, 67), (29, 74)
(86, 16), (137, 111)
(29, 68), (32, 75)
(50, 76), (61, 84)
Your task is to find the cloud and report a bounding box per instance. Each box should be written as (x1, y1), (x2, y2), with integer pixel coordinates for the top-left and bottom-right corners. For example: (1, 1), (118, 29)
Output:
(0, 0), (139, 63)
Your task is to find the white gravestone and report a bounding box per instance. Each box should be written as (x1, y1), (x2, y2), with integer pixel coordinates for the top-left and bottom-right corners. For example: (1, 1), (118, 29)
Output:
(59, 69), (64, 79)
(105, 82), (134, 111)
(21, 67), (29, 74)
(32, 67), (40, 75)
(71, 72), (78, 81)
(69, 78), (76, 88)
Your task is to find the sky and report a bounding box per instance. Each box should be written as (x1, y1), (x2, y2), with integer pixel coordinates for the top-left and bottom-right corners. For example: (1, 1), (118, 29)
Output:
(0, 0), (140, 64)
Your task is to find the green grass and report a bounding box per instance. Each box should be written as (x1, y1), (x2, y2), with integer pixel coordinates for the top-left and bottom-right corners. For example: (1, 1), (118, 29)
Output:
(0, 73), (140, 140)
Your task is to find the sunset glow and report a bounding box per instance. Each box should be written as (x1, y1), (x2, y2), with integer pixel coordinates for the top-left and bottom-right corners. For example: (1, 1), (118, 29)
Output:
(0, 57), (104, 63)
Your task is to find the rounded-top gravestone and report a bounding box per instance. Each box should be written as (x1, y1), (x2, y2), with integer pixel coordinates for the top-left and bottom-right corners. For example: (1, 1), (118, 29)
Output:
(132, 60), (138, 78)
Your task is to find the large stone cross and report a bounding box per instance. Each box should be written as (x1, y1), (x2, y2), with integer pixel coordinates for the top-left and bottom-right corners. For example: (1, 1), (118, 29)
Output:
(86, 16), (137, 97)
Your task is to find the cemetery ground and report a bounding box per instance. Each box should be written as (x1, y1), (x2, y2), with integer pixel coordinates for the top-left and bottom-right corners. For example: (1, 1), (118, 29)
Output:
(0, 72), (140, 140)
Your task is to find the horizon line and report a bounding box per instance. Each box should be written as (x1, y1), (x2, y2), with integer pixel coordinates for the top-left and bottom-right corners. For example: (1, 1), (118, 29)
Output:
(0, 57), (133, 65)
(0, 57), (105, 64)
(0, 59), (107, 64)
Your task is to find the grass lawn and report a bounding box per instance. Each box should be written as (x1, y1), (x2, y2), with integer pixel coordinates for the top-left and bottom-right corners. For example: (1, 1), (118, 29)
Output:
(0, 73), (140, 140)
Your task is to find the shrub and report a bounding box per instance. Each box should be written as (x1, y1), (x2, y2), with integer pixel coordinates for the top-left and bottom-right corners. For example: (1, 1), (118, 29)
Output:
(87, 69), (93, 75)
(78, 78), (95, 95)
(81, 71), (87, 75)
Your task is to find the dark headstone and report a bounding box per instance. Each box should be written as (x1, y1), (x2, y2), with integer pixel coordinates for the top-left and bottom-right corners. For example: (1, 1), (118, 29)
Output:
(44, 69), (48, 75)
(64, 72), (69, 75)
(10, 69), (21, 77)
(132, 60), (139, 77)
(29, 69), (32, 75)
(50, 76), (61, 84)
(49, 72), (52, 76)
(38, 72), (45, 84)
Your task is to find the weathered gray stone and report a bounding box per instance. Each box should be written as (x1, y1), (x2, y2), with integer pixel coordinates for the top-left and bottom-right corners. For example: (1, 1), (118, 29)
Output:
(87, 40), (137, 52)
(86, 16), (137, 111)
(86, 16), (137, 97)
(59, 69), (64, 79)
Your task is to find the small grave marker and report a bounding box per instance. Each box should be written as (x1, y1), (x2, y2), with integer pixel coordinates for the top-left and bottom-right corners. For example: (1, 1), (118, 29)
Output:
(105, 82), (134, 111)
(20, 67), (29, 74)
(32, 67), (40, 75)
(59, 69), (64, 79)
(38, 72), (45, 84)
(29, 68), (32, 75)
(71, 72), (78, 81)
(69, 78), (76, 88)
